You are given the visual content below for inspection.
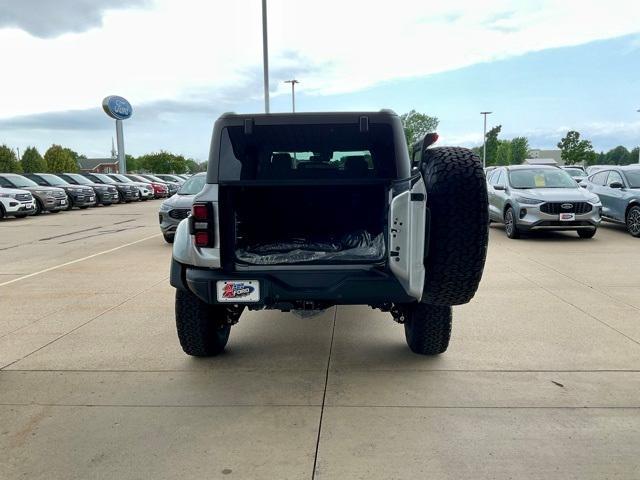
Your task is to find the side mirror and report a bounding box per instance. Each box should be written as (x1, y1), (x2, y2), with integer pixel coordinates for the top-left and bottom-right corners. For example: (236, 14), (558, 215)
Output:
(493, 184), (506, 191)
(609, 182), (624, 189)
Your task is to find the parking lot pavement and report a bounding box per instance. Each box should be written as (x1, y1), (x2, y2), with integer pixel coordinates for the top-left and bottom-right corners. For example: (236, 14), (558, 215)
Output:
(1, 206), (640, 479)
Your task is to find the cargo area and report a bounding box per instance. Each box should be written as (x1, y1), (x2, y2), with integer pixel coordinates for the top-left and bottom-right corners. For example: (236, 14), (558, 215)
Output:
(222, 183), (388, 265)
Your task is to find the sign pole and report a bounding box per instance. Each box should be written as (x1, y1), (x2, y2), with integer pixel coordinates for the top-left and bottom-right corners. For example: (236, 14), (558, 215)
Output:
(116, 119), (126, 173)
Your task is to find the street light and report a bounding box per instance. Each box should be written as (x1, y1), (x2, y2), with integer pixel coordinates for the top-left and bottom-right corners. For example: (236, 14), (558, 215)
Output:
(480, 111), (492, 168)
(261, 0), (270, 113)
(637, 109), (640, 164)
(284, 79), (299, 112)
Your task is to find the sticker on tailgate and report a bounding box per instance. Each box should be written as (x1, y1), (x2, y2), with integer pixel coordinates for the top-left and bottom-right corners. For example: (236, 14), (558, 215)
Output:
(216, 280), (259, 302)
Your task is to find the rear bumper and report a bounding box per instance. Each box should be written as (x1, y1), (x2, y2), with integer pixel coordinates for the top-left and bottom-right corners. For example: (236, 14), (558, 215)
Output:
(171, 260), (414, 308)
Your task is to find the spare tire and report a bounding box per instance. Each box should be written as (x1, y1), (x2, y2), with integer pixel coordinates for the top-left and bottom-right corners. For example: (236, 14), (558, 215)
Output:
(420, 147), (488, 305)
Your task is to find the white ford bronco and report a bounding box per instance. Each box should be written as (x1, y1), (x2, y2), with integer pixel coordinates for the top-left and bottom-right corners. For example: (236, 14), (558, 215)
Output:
(170, 110), (488, 356)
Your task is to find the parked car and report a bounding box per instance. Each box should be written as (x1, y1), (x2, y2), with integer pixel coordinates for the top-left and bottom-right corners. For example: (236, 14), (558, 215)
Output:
(155, 174), (185, 185)
(24, 173), (96, 210)
(125, 174), (171, 198)
(58, 173), (119, 206)
(488, 165), (601, 239)
(0, 173), (67, 214)
(137, 174), (179, 196)
(586, 165), (608, 175)
(106, 173), (155, 200)
(81, 172), (139, 203)
(582, 166), (640, 237)
(0, 187), (36, 218)
(170, 111), (489, 357)
(158, 172), (206, 243)
(561, 166), (587, 184)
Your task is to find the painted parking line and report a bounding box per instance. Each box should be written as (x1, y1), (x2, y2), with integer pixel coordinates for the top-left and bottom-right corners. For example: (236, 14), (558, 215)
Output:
(0, 233), (161, 288)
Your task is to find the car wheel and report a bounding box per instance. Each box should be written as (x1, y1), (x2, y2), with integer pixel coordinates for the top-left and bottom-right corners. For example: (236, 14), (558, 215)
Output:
(577, 228), (597, 239)
(504, 207), (520, 239)
(65, 198), (73, 211)
(402, 303), (452, 355)
(163, 232), (174, 243)
(14, 214), (28, 218)
(175, 289), (232, 357)
(34, 199), (43, 215)
(626, 205), (640, 238)
(420, 147), (489, 306)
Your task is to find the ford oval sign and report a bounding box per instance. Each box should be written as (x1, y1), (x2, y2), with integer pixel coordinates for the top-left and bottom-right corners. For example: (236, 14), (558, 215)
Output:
(102, 95), (133, 120)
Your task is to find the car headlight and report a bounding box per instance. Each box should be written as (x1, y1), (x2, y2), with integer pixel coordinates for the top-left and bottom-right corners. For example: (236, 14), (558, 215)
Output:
(587, 195), (600, 204)
(0, 192), (17, 198)
(69, 187), (83, 192)
(36, 190), (54, 197)
(159, 202), (172, 211)
(514, 195), (543, 205)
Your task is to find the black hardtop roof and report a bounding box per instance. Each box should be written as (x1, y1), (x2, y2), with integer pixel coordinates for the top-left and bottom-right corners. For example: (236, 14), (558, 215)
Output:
(216, 109), (399, 126)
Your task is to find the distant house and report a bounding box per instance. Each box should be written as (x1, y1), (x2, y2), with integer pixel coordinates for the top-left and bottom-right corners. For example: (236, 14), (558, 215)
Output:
(523, 157), (559, 167)
(78, 158), (119, 173)
(528, 149), (563, 165)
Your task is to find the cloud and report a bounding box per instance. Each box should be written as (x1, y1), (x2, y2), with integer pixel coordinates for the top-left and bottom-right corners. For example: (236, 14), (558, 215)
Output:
(0, 0), (150, 38)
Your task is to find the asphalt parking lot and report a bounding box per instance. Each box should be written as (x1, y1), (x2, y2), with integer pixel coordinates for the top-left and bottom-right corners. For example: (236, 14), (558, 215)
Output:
(1, 201), (639, 479)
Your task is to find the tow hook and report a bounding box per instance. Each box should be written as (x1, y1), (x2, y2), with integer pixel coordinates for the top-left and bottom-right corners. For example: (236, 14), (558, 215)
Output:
(390, 304), (406, 324)
(226, 305), (244, 325)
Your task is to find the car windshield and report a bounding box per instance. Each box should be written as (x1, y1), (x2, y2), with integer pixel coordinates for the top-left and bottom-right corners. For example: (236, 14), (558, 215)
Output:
(509, 169), (577, 189)
(111, 174), (133, 183)
(178, 175), (206, 195)
(4, 175), (38, 188)
(624, 170), (640, 188)
(93, 173), (117, 184)
(146, 175), (166, 183)
(64, 174), (93, 185)
(38, 174), (70, 186)
(564, 169), (584, 177)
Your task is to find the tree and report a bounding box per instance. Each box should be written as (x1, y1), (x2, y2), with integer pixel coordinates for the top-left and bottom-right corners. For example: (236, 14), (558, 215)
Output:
(630, 147), (640, 165)
(137, 151), (188, 173)
(400, 110), (439, 146)
(0, 145), (22, 173)
(557, 131), (595, 165)
(495, 140), (512, 166)
(125, 154), (138, 172)
(484, 125), (502, 166)
(605, 146), (631, 165)
(21, 146), (47, 173)
(44, 145), (77, 173)
(510, 137), (529, 165)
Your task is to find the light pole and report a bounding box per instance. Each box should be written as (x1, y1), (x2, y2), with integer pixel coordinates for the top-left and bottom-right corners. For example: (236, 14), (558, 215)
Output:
(261, 0), (270, 113)
(284, 79), (299, 112)
(637, 109), (640, 164)
(480, 111), (492, 168)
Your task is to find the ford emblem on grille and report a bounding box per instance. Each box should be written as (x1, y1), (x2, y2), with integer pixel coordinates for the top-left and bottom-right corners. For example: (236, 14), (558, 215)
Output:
(561, 203), (573, 209)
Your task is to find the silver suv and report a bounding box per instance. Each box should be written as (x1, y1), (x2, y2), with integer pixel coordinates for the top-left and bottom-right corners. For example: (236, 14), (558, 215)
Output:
(487, 165), (601, 239)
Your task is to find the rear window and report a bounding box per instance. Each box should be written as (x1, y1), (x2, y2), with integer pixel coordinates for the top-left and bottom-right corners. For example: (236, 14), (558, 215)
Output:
(218, 123), (397, 181)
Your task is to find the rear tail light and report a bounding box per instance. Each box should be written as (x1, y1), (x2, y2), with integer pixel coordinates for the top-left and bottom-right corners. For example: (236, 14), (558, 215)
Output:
(190, 203), (214, 247)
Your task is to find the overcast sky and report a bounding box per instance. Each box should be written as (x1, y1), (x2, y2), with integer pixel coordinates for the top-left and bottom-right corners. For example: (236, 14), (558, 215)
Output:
(1, 0), (639, 159)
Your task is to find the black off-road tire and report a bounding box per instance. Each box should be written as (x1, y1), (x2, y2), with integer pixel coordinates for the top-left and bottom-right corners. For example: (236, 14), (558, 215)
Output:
(577, 228), (597, 239)
(421, 147), (489, 305)
(175, 289), (231, 356)
(626, 205), (640, 238)
(403, 303), (452, 355)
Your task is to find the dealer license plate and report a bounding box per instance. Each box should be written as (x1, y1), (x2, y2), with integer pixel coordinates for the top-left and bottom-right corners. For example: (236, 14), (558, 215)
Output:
(216, 280), (260, 303)
(559, 213), (575, 221)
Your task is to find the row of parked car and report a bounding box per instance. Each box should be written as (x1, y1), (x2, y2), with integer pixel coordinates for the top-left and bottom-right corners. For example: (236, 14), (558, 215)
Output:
(0, 171), (192, 218)
(485, 164), (640, 238)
